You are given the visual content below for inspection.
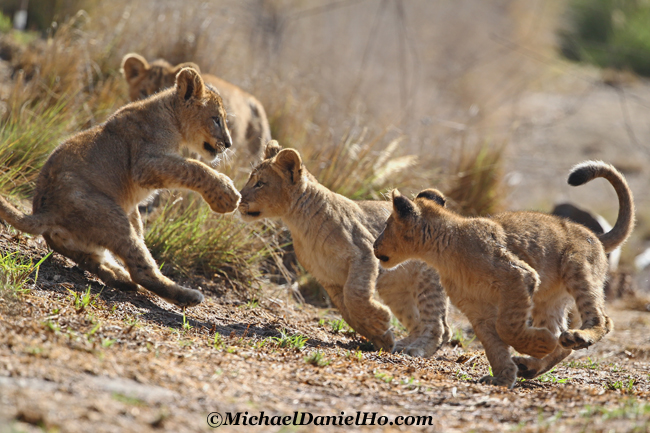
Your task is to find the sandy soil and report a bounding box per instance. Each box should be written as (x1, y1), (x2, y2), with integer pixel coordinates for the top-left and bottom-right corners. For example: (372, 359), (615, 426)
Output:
(1, 229), (649, 433)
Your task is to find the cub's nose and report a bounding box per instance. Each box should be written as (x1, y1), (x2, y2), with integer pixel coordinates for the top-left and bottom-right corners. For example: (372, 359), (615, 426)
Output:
(224, 133), (232, 149)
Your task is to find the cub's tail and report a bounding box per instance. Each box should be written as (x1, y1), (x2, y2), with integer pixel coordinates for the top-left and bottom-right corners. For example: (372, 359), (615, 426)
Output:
(0, 196), (49, 235)
(568, 160), (635, 253)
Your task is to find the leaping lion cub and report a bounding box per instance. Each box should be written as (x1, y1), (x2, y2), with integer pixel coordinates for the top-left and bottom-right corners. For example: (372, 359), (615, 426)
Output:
(0, 68), (240, 307)
(239, 141), (450, 355)
(373, 161), (634, 388)
(121, 53), (271, 162)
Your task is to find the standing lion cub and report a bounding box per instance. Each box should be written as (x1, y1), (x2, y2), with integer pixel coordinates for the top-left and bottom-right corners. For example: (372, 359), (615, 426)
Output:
(373, 161), (634, 388)
(121, 53), (271, 162)
(0, 67), (240, 307)
(238, 141), (450, 355)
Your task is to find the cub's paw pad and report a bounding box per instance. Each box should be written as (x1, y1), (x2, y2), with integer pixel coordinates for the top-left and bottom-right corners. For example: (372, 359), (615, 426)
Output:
(559, 331), (591, 350)
(514, 360), (538, 379)
(173, 289), (204, 308)
(478, 375), (499, 386)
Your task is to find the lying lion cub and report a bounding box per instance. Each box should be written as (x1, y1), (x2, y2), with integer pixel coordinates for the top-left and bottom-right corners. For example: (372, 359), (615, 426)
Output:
(373, 161), (634, 388)
(0, 68), (240, 308)
(239, 141), (450, 355)
(122, 53), (271, 162)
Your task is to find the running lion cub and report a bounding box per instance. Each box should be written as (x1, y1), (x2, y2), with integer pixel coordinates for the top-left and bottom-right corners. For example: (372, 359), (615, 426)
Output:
(0, 68), (240, 308)
(373, 161), (634, 388)
(239, 141), (450, 355)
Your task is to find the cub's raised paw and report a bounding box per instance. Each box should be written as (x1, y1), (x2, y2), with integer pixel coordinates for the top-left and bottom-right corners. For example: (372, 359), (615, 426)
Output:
(559, 330), (592, 350)
(209, 175), (242, 213)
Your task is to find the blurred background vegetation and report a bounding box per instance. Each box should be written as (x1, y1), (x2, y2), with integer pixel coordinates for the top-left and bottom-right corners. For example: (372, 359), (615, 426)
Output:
(560, 0), (650, 76)
(1, 0), (649, 296)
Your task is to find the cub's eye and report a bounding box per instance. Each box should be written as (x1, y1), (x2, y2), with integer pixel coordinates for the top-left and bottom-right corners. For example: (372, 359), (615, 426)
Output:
(139, 89), (148, 98)
(254, 181), (264, 188)
(212, 117), (222, 128)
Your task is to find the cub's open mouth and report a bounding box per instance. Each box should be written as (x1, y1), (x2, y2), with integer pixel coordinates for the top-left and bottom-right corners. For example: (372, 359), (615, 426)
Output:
(203, 141), (217, 153)
(376, 255), (390, 262)
(246, 211), (261, 217)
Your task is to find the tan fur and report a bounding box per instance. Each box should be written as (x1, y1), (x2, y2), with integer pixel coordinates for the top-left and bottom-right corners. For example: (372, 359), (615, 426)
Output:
(121, 53), (271, 162)
(0, 68), (241, 308)
(239, 141), (450, 355)
(373, 161), (634, 388)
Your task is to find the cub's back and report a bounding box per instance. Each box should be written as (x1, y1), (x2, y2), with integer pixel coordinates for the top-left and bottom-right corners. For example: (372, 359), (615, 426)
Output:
(354, 200), (392, 238)
(493, 211), (606, 274)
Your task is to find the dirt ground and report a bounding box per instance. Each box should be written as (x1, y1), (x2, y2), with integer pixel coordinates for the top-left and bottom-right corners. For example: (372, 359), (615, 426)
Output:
(1, 228), (650, 433)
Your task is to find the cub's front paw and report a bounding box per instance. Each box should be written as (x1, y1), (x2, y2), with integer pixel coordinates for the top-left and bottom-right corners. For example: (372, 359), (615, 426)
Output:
(210, 174), (241, 213)
(513, 356), (541, 379)
(479, 374), (515, 389)
(370, 329), (395, 353)
(172, 287), (205, 307)
(559, 330), (593, 350)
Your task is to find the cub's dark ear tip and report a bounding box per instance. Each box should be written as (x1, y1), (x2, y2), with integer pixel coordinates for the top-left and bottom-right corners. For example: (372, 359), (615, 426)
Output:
(393, 194), (416, 217)
(416, 189), (446, 206)
(568, 170), (589, 187)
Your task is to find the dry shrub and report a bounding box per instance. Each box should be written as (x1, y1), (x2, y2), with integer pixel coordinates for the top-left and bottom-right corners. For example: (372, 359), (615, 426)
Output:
(0, 13), (125, 195)
(444, 143), (508, 216)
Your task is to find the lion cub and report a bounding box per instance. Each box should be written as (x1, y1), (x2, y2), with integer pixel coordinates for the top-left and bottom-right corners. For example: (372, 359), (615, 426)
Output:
(0, 68), (240, 307)
(373, 161), (634, 388)
(238, 141), (450, 355)
(121, 53), (271, 162)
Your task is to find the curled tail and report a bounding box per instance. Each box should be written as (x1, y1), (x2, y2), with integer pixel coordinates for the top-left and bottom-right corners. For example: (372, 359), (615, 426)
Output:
(568, 160), (635, 253)
(0, 195), (48, 235)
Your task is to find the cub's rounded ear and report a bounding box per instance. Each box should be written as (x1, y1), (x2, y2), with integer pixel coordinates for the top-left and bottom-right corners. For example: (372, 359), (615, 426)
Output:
(416, 189), (446, 207)
(392, 190), (416, 219)
(174, 62), (201, 74)
(264, 140), (282, 160)
(176, 67), (205, 102)
(121, 53), (149, 84)
(274, 148), (302, 183)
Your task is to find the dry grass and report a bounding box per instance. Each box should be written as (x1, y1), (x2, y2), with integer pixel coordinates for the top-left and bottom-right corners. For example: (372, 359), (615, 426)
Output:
(444, 142), (508, 216)
(0, 0), (565, 288)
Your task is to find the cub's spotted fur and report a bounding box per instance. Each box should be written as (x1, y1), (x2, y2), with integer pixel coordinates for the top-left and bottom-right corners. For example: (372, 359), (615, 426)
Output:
(0, 68), (240, 307)
(239, 141), (450, 355)
(122, 53), (271, 162)
(373, 161), (634, 388)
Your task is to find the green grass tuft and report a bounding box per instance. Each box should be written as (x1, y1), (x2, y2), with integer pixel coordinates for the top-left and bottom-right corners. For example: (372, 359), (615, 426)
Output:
(0, 250), (50, 297)
(270, 329), (308, 350)
(144, 194), (276, 285)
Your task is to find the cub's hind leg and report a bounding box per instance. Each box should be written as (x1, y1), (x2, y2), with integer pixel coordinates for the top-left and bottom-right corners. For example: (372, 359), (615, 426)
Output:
(54, 193), (203, 307)
(43, 232), (139, 292)
(514, 295), (574, 379)
(559, 261), (612, 350)
(492, 256), (557, 359)
(109, 230), (204, 307)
